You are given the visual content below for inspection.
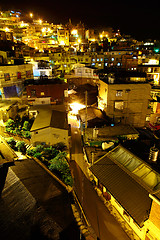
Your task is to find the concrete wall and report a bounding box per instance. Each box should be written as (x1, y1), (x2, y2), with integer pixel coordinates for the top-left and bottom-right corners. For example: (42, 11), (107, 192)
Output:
(98, 80), (151, 127)
(31, 126), (68, 147)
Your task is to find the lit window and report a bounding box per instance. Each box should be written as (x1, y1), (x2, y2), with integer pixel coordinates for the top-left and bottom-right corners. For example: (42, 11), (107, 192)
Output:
(105, 63), (108, 66)
(100, 58), (103, 61)
(115, 101), (124, 110)
(97, 58), (99, 61)
(111, 57), (114, 61)
(41, 92), (45, 96)
(92, 58), (95, 62)
(116, 90), (123, 97)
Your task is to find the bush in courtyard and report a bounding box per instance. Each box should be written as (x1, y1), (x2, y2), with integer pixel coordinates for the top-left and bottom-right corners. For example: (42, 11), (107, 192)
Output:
(41, 146), (59, 160)
(53, 142), (67, 152)
(49, 152), (73, 186)
(33, 152), (42, 160)
(16, 141), (26, 154)
(26, 148), (36, 156)
(5, 119), (15, 132)
(6, 137), (17, 150)
(22, 121), (30, 131)
(21, 130), (31, 138)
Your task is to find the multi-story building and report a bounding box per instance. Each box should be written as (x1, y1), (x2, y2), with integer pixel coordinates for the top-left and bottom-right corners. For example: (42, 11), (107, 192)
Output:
(26, 79), (68, 105)
(138, 59), (160, 85)
(0, 63), (33, 98)
(98, 71), (151, 127)
(57, 28), (69, 46)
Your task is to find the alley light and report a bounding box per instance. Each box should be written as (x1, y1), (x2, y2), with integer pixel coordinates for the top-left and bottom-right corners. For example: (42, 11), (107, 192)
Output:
(69, 102), (85, 115)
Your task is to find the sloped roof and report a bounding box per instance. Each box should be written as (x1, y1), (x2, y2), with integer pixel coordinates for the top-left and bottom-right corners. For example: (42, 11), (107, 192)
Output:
(78, 107), (111, 127)
(0, 158), (75, 239)
(30, 109), (68, 132)
(90, 145), (154, 227)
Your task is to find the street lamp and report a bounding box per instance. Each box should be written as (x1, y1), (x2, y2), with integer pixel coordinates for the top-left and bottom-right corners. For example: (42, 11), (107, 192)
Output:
(30, 13), (33, 18)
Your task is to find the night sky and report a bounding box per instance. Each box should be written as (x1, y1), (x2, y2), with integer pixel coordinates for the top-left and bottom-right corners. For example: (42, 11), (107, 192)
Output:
(0, 1), (160, 40)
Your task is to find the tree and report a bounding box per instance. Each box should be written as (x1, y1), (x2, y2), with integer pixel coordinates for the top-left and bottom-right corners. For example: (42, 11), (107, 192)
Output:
(16, 141), (26, 154)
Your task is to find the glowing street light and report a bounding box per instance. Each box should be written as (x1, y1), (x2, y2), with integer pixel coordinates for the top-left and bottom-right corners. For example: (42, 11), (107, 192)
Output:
(30, 13), (33, 18)
(69, 102), (85, 115)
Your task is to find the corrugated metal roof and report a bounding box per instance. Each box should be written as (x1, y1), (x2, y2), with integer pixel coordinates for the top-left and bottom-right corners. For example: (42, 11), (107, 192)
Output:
(90, 146), (153, 227)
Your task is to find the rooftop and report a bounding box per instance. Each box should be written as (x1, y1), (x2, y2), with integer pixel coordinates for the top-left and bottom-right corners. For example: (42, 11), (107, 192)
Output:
(89, 144), (159, 227)
(98, 69), (148, 84)
(85, 125), (139, 142)
(0, 158), (77, 240)
(30, 106), (68, 132)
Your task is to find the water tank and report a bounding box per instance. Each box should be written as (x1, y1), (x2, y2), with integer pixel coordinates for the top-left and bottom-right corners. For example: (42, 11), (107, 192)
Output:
(149, 146), (159, 162)
(102, 142), (114, 150)
(93, 127), (99, 139)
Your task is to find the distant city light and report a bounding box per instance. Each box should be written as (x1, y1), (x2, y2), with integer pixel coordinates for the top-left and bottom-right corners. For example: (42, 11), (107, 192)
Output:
(30, 13), (33, 18)
(71, 29), (78, 35)
(38, 19), (42, 24)
(4, 27), (10, 32)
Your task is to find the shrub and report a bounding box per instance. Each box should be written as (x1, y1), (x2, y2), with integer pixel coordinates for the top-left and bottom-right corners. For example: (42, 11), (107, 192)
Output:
(41, 146), (59, 160)
(49, 152), (73, 186)
(6, 137), (17, 150)
(33, 152), (42, 160)
(22, 121), (30, 131)
(35, 145), (44, 153)
(5, 119), (15, 132)
(26, 148), (36, 156)
(16, 141), (26, 154)
(21, 130), (31, 138)
(53, 142), (67, 152)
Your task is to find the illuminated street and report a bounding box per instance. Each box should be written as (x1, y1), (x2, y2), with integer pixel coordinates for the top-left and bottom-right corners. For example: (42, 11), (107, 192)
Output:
(68, 114), (130, 240)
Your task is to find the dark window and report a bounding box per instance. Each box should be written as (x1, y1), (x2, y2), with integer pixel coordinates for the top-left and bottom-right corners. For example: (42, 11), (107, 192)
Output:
(4, 73), (10, 81)
(31, 89), (36, 97)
